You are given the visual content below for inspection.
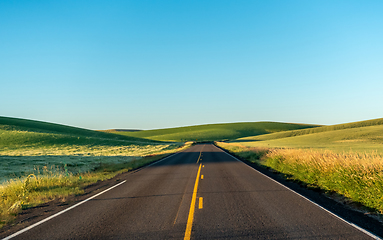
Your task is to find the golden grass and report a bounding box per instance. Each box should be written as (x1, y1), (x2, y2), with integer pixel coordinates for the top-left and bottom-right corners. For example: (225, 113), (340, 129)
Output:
(216, 142), (383, 214)
(0, 142), (175, 156)
(0, 171), (90, 227)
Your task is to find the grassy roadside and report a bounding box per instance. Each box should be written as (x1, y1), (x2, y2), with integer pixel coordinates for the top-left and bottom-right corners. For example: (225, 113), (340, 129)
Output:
(216, 142), (383, 217)
(0, 142), (193, 228)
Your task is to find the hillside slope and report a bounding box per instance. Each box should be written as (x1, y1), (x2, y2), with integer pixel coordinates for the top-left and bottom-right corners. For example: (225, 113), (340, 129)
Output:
(0, 116), (156, 143)
(236, 118), (383, 142)
(0, 116), (168, 156)
(233, 118), (383, 154)
(106, 122), (320, 142)
(0, 116), (181, 182)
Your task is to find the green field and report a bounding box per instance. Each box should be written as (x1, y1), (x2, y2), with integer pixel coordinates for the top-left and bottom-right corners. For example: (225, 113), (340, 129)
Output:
(0, 116), (182, 183)
(233, 118), (383, 154)
(105, 122), (319, 142)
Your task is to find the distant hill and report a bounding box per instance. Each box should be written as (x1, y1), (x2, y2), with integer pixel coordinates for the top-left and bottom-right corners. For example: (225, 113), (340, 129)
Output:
(107, 122), (320, 142)
(102, 129), (142, 132)
(0, 116), (149, 141)
(0, 116), (158, 148)
(236, 118), (383, 142)
(233, 118), (383, 154)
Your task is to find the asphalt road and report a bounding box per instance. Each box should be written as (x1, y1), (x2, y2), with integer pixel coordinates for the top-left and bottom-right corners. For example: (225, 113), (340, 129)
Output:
(1, 144), (378, 239)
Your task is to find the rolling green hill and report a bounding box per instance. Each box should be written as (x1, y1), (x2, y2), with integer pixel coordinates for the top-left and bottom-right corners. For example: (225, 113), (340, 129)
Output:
(0, 116), (180, 182)
(0, 116), (151, 142)
(0, 116), (166, 155)
(236, 118), (383, 142)
(0, 116), (173, 155)
(232, 118), (383, 154)
(105, 122), (320, 142)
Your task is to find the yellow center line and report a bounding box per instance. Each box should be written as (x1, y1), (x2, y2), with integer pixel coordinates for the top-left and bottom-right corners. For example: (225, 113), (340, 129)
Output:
(201, 175), (204, 180)
(196, 145), (204, 164)
(196, 152), (202, 163)
(184, 163), (202, 240)
(199, 197), (203, 209)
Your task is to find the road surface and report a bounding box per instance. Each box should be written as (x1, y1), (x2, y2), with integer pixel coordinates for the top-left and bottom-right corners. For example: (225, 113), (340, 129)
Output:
(1, 144), (378, 239)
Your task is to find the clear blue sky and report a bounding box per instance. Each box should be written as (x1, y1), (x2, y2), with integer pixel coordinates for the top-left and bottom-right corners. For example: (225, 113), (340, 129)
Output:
(1, 0), (382, 130)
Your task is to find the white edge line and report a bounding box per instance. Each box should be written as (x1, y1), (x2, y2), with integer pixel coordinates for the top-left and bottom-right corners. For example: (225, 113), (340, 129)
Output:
(2, 150), (185, 240)
(219, 148), (382, 240)
(2, 180), (127, 240)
